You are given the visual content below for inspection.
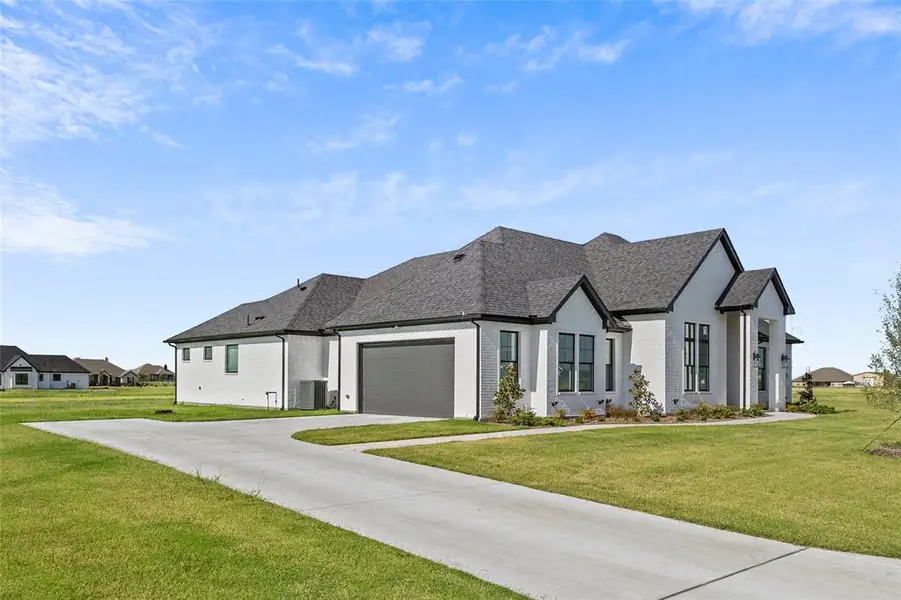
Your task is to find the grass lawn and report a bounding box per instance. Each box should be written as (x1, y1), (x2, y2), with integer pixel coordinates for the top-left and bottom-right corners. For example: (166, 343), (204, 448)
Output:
(372, 388), (901, 559)
(293, 419), (525, 445)
(1, 387), (520, 599)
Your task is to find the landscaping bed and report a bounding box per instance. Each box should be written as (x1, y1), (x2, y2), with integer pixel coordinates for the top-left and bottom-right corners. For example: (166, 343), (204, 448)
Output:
(293, 419), (525, 445)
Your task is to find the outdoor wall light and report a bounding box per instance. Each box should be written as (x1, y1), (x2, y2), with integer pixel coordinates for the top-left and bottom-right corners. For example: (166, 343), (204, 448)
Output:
(752, 351), (760, 366)
(781, 354), (791, 369)
(673, 398), (680, 405)
(605, 398), (613, 405)
(551, 400), (559, 407)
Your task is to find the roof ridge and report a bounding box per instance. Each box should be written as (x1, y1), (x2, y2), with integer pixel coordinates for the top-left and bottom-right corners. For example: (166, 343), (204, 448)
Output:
(473, 240), (488, 314)
(286, 273), (325, 330)
(627, 227), (724, 246)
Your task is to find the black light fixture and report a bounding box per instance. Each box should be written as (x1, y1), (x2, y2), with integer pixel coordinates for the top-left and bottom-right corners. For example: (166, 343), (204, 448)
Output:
(752, 351), (760, 366)
(781, 353), (791, 369)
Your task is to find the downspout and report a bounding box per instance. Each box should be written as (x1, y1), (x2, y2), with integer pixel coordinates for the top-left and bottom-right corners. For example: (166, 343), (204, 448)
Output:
(335, 330), (342, 411)
(167, 342), (177, 405)
(274, 334), (287, 410)
(740, 310), (748, 410)
(471, 319), (481, 421)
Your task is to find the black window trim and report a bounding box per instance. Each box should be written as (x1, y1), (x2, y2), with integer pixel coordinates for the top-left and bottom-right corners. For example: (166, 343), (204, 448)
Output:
(203, 346), (213, 361)
(499, 330), (520, 381)
(758, 346), (767, 392)
(225, 344), (239, 374)
(558, 333), (575, 393)
(15, 372), (29, 385)
(698, 324), (710, 392)
(605, 338), (615, 392)
(182, 347), (191, 362)
(684, 322), (696, 392)
(578, 334), (595, 392)
(52, 373), (62, 382)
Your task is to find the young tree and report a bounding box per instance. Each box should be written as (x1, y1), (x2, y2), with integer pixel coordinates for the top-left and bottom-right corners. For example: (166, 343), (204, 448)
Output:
(798, 371), (816, 406)
(493, 365), (524, 422)
(864, 267), (901, 414)
(628, 368), (662, 418)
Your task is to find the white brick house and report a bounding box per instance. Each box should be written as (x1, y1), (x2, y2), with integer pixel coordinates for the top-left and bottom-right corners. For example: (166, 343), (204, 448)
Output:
(166, 227), (800, 418)
(1, 346), (90, 390)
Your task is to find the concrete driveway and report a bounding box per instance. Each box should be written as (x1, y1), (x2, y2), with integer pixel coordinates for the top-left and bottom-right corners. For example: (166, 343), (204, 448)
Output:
(29, 415), (901, 600)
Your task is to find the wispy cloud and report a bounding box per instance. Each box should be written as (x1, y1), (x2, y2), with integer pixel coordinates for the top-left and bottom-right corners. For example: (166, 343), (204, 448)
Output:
(387, 75), (462, 95)
(487, 81), (518, 94)
(0, 169), (165, 257)
(0, 1), (217, 147)
(456, 132), (478, 147)
(139, 126), (184, 149)
(367, 22), (431, 61)
(482, 26), (630, 71)
(308, 114), (399, 151)
(663, 0), (901, 43)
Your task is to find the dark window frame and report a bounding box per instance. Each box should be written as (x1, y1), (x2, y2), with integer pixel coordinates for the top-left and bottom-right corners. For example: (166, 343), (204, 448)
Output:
(605, 338), (615, 392)
(758, 346), (767, 391)
(203, 346), (213, 361)
(578, 334), (595, 392)
(52, 373), (62, 382)
(15, 373), (29, 385)
(182, 347), (190, 362)
(684, 322), (696, 392)
(698, 324), (710, 392)
(558, 333), (575, 392)
(225, 344), (239, 374)
(499, 331), (520, 381)
(39, 374), (44, 382)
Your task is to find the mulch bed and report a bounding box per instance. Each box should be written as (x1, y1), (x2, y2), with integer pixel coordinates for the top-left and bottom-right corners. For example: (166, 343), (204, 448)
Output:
(868, 444), (901, 459)
(560, 414), (760, 426)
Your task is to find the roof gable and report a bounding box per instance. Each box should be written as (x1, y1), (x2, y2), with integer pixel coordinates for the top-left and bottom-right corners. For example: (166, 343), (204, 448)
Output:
(1, 345), (30, 371)
(717, 268), (795, 315)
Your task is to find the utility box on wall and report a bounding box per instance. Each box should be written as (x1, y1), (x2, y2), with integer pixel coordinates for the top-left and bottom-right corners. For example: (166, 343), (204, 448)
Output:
(287, 380), (327, 410)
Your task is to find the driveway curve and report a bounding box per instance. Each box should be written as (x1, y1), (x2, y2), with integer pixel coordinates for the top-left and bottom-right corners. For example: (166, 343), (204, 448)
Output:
(29, 414), (900, 600)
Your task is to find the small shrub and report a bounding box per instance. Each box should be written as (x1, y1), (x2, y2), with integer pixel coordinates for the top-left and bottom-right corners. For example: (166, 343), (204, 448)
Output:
(536, 416), (563, 427)
(575, 408), (596, 424)
(797, 371), (817, 406)
(509, 407), (539, 426)
(628, 369), (663, 418)
(493, 365), (524, 422)
(787, 402), (835, 415)
(606, 406), (639, 420)
(554, 407), (569, 421)
(741, 404), (766, 418)
(649, 412), (661, 422)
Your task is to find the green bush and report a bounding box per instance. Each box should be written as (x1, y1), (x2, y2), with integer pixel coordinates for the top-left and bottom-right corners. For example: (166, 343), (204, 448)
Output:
(575, 408), (596, 424)
(787, 402), (836, 414)
(493, 365), (524, 422)
(553, 407), (569, 421)
(606, 406), (639, 420)
(674, 402), (744, 421)
(741, 404), (766, 417)
(509, 407), (539, 426)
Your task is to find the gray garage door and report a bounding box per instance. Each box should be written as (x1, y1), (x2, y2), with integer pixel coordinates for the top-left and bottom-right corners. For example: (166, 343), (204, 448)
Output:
(359, 339), (455, 418)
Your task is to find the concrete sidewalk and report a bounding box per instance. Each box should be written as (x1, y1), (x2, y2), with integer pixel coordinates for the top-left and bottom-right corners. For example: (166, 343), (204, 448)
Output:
(342, 411), (814, 451)
(28, 415), (901, 600)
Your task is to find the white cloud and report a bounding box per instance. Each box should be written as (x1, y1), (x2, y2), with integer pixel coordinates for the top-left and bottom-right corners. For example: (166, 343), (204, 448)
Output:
(483, 27), (630, 71)
(487, 81), (518, 94)
(138, 126), (183, 149)
(663, 0), (901, 43)
(456, 132), (478, 147)
(390, 75), (462, 95)
(0, 1), (217, 147)
(308, 114), (399, 152)
(0, 169), (165, 257)
(367, 22), (430, 61)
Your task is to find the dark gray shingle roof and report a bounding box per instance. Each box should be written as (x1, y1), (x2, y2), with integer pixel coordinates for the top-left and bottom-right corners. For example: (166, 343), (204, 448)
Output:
(27, 355), (90, 373)
(165, 274), (364, 342)
(717, 268), (795, 315)
(133, 363), (174, 377)
(73, 358), (126, 376)
(793, 367), (853, 383)
(1, 345), (29, 371)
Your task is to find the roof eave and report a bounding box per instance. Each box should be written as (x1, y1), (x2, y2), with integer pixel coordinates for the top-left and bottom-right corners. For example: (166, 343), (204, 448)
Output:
(164, 328), (329, 344)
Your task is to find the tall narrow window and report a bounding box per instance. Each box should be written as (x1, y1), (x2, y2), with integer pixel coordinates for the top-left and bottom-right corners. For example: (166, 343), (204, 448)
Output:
(558, 333), (575, 392)
(605, 338), (615, 392)
(499, 331), (519, 380)
(225, 344), (239, 373)
(684, 322), (696, 392)
(578, 335), (595, 392)
(203, 346), (213, 361)
(182, 347), (190, 362)
(758, 347), (767, 391)
(698, 324), (710, 392)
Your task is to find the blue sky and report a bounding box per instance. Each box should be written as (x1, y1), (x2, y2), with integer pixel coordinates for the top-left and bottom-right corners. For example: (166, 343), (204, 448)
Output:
(1, 0), (899, 375)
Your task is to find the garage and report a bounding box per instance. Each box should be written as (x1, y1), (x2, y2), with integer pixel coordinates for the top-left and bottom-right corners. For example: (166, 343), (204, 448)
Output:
(358, 339), (455, 418)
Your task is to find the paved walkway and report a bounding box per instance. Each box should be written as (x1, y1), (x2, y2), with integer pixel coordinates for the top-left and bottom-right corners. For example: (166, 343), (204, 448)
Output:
(343, 411), (814, 451)
(28, 414), (900, 600)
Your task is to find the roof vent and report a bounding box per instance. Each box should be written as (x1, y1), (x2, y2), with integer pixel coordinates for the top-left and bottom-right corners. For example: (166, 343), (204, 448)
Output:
(254, 315), (266, 321)
(452, 253), (466, 262)
(298, 286), (307, 291)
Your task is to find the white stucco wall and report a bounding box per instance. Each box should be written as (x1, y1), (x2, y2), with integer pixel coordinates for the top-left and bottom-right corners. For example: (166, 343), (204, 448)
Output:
(285, 335), (329, 407)
(756, 282), (784, 319)
(623, 314), (667, 411)
(547, 288), (607, 416)
(478, 321), (538, 416)
(1, 357), (36, 389)
(338, 322), (478, 418)
(176, 337), (284, 408)
(41, 373), (89, 389)
(665, 240), (737, 412)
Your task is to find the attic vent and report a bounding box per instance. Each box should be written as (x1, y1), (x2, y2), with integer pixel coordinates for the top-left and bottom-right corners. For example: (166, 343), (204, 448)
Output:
(298, 286), (307, 291)
(254, 315), (266, 321)
(452, 253), (466, 262)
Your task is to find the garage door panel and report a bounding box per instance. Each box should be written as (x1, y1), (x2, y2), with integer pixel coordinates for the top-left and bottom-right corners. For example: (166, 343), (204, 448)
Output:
(359, 340), (454, 418)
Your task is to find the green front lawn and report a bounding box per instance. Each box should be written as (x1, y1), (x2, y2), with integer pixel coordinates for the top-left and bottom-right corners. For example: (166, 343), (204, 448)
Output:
(1, 388), (520, 599)
(293, 419), (524, 445)
(372, 388), (901, 559)
(0, 386), (341, 425)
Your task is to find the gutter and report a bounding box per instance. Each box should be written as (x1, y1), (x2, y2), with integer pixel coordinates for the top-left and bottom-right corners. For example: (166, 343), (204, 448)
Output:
(274, 334), (287, 410)
(167, 342), (178, 405)
(471, 319), (481, 421)
(336, 330), (342, 412)
(740, 309), (748, 410)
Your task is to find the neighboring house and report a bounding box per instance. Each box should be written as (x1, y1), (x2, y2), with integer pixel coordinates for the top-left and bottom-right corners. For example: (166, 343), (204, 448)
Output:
(166, 226), (801, 418)
(127, 363), (175, 383)
(73, 357), (126, 386)
(1, 345), (90, 390)
(853, 371), (883, 387)
(793, 367), (854, 388)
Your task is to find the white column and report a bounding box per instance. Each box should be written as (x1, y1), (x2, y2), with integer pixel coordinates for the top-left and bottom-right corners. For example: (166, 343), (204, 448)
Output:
(769, 318), (787, 411)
